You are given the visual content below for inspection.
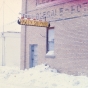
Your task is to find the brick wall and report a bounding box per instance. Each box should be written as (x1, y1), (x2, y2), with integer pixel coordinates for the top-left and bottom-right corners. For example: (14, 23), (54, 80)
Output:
(21, 0), (88, 75)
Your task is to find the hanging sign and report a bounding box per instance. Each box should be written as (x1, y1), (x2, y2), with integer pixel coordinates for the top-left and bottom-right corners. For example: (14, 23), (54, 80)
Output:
(17, 18), (50, 27)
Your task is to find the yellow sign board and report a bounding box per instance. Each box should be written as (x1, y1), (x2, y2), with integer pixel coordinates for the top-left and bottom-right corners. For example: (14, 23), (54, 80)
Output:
(18, 18), (49, 27)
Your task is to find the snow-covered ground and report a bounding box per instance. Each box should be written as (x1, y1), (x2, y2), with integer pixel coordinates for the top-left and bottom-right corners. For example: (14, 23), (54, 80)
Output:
(0, 64), (88, 88)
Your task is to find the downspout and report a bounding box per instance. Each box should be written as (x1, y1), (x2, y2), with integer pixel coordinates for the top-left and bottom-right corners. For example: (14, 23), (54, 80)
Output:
(2, 1), (5, 66)
(24, 0), (27, 69)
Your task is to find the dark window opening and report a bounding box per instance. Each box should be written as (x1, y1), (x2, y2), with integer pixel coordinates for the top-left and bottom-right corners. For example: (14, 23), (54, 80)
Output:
(46, 27), (54, 53)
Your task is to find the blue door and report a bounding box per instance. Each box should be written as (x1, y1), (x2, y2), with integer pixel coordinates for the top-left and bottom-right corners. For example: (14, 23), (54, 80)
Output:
(29, 44), (38, 67)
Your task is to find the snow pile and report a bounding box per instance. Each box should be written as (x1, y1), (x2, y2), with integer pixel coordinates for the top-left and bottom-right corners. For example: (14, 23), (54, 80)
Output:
(0, 64), (88, 88)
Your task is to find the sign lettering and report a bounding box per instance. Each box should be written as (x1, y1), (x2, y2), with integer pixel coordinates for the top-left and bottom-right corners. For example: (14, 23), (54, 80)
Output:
(18, 18), (50, 27)
(24, 0), (88, 22)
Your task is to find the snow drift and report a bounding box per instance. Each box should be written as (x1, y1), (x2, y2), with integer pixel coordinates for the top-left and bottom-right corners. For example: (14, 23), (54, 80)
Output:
(0, 64), (88, 88)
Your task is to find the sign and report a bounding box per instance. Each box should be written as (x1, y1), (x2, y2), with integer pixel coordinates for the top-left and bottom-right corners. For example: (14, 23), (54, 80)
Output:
(24, 0), (88, 22)
(18, 18), (50, 27)
(37, 0), (57, 5)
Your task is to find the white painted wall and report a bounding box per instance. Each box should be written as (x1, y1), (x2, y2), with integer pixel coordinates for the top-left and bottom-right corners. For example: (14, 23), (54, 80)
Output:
(0, 32), (20, 67)
(0, 36), (2, 66)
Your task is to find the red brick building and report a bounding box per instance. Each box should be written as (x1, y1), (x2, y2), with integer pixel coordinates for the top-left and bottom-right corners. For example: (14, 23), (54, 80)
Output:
(20, 0), (88, 75)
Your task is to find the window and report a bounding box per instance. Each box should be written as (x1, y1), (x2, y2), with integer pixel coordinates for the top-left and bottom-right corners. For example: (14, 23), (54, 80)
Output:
(46, 27), (55, 57)
(36, 0), (57, 5)
(47, 28), (54, 51)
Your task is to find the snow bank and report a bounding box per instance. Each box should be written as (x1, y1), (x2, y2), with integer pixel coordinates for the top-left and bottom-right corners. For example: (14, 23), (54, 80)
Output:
(0, 64), (88, 88)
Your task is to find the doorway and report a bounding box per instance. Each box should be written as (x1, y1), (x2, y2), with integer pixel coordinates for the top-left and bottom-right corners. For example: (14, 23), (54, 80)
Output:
(29, 44), (38, 68)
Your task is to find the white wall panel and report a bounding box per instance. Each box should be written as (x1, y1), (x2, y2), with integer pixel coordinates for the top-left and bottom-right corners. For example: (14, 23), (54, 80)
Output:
(0, 32), (20, 67)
